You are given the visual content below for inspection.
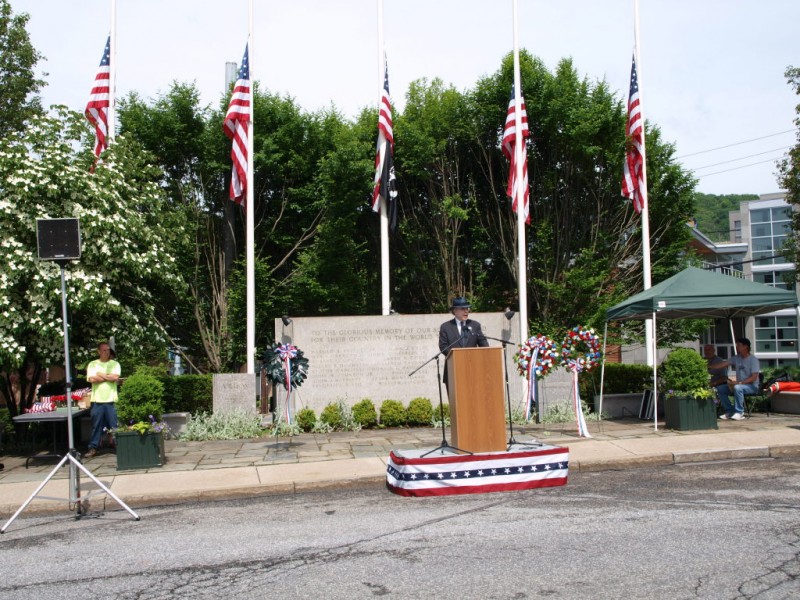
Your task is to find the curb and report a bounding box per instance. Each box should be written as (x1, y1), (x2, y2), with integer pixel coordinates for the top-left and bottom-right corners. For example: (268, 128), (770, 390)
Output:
(5, 446), (800, 519)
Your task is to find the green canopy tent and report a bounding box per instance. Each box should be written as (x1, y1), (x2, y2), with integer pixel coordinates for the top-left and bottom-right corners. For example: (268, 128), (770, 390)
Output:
(602, 267), (800, 428)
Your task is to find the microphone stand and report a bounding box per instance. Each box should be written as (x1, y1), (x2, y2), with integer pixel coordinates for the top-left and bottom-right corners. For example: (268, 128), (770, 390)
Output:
(408, 333), (472, 456)
(478, 333), (542, 449)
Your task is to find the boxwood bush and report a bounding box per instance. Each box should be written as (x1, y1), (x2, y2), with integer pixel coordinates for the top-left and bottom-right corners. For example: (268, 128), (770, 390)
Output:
(296, 407), (317, 432)
(379, 399), (407, 427)
(406, 397), (433, 426)
(352, 398), (378, 428)
(320, 402), (343, 429)
(117, 373), (165, 424)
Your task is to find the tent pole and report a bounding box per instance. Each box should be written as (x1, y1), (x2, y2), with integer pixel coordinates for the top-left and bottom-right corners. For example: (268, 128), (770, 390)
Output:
(599, 321), (608, 421)
(652, 311), (658, 431)
(728, 318), (736, 350)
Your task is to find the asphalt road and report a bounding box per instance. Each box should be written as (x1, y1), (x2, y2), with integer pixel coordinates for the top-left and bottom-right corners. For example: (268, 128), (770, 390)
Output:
(1, 457), (799, 599)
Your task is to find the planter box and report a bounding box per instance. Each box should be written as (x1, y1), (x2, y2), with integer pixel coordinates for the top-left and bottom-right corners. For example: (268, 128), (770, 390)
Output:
(115, 430), (166, 471)
(665, 396), (718, 431)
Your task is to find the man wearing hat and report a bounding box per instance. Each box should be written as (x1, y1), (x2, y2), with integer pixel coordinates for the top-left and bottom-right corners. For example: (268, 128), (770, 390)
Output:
(438, 297), (489, 386)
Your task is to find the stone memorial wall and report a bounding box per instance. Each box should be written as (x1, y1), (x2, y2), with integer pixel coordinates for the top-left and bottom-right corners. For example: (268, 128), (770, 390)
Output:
(213, 373), (256, 414)
(273, 313), (574, 416)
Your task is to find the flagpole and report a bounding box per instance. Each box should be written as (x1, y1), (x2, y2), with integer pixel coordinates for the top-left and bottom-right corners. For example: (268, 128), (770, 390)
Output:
(109, 0), (116, 142)
(377, 0), (390, 316)
(512, 0), (528, 344)
(246, 0), (256, 373)
(634, 0), (656, 428)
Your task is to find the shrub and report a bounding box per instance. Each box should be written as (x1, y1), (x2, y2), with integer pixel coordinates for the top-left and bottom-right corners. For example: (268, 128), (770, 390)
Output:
(133, 364), (170, 378)
(580, 363), (653, 399)
(352, 398), (378, 428)
(161, 374), (213, 414)
(379, 399), (407, 427)
(117, 373), (165, 424)
(0, 407), (15, 448)
(296, 407), (317, 432)
(320, 402), (343, 429)
(406, 397), (433, 426)
(181, 409), (264, 440)
(660, 348), (709, 396)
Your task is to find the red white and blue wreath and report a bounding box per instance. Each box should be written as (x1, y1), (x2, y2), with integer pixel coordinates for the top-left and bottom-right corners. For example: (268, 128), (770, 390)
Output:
(560, 326), (602, 438)
(515, 335), (559, 421)
(263, 342), (309, 425)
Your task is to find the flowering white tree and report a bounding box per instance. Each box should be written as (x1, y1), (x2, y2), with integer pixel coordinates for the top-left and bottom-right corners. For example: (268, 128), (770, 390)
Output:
(0, 108), (186, 415)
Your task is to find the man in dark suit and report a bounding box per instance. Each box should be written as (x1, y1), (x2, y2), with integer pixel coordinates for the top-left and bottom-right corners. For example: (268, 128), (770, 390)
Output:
(439, 297), (489, 387)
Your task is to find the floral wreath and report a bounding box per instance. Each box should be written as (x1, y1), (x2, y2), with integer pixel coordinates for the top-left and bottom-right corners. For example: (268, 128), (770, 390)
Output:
(560, 325), (602, 373)
(515, 334), (559, 379)
(263, 342), (310, 390)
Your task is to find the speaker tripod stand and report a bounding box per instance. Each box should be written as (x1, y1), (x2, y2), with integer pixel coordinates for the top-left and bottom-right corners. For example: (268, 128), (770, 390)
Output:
(1, 261), (139, 533)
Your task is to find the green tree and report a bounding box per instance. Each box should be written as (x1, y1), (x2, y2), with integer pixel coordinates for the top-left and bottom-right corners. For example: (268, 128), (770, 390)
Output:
(779, 66), (800, 268)
(0, 109), (185, 416)
(693, 193), (758, 242)
(391, 52), (698, 336)
(118, 83), (230, 372)
(0, 0), (45, 137)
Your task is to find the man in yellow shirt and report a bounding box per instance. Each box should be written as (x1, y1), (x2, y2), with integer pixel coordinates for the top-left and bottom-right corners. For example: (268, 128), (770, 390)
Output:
(85, 341), (121, 458)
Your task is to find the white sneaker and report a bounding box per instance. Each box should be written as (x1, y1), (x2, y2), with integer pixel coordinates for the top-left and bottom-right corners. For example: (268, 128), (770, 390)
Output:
(718, 414), (730, 420)
(731, 413), (744, 421)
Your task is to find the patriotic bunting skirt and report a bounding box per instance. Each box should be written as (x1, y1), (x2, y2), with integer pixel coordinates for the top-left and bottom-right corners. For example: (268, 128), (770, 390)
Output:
(387, 445), (568, 497)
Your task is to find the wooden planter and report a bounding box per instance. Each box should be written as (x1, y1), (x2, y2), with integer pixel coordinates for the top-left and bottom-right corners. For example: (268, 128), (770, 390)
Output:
(115, 430), (166, 471)
(665, 396), (718, 431)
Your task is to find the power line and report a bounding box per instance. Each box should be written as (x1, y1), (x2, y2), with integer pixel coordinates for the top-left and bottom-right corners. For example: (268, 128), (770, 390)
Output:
(689, 146), (791, 171)
(675, 129), (796, 159)
(694, 157), (785, 179)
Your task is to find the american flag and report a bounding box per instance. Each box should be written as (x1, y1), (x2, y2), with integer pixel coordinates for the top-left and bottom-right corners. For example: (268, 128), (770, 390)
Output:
(85, 36), (111, 159)
(622, 54), (645, 214)
(501, 87), (530, 224)
(223, 44), (251, 208)
(372, 58), (398, 231)
(387, 446), (569, 497)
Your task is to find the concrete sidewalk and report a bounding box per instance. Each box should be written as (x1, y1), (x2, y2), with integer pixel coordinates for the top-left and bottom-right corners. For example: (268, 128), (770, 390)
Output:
(2, 414), (800, 517)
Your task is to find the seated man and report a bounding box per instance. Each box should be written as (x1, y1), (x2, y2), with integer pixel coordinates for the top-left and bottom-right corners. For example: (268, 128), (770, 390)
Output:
(713, 338), (760, 421)
(703, 344), (728, 394)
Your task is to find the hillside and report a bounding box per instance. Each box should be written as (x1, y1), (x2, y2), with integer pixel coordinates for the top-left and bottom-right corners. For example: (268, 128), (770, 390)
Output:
(693, 193), (759, 242)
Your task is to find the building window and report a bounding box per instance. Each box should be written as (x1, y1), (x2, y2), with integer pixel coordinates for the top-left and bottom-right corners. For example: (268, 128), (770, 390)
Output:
(750, 206), (792, 266)
(755, 315), (798, 354)
(753, 270), (796, 290)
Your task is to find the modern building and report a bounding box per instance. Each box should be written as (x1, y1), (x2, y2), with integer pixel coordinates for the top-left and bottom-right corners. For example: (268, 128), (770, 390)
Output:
(690, 192), (798, 366)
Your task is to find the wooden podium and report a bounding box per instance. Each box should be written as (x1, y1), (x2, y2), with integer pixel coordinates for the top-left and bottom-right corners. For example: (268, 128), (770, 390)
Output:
(446, 346), (506, 453)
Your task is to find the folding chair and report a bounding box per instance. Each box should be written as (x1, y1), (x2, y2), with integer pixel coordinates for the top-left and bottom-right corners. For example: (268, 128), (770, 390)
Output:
(744, 373), (768, 418)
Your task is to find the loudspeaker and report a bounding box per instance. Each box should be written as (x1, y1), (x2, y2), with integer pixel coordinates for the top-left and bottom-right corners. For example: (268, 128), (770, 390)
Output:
(36, 218), (81, 261)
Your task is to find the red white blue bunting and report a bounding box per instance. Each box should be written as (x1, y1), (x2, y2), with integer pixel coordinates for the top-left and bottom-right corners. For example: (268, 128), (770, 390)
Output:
(387, 445), (569, 497)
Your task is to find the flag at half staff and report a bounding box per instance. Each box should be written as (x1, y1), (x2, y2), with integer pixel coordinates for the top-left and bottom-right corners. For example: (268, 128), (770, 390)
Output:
(85, 36), (111, 160)
(622, 53), (645, 214)
(502, 86), (530, 224)
(223, 44), (252, 208)
(372, 58), (398, 231)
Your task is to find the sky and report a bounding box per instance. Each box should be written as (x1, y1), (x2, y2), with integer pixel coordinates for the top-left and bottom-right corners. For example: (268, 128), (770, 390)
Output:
(11, 0), (799, 196)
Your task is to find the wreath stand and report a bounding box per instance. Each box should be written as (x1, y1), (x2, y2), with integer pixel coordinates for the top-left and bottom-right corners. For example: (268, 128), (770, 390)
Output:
(263, 342), (309, 450)
(2, 258), (139, 534)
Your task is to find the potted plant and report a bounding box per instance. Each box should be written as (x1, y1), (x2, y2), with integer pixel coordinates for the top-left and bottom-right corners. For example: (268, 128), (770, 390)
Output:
(660, 348), (717, 431)
(113, 373), (169, 470)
